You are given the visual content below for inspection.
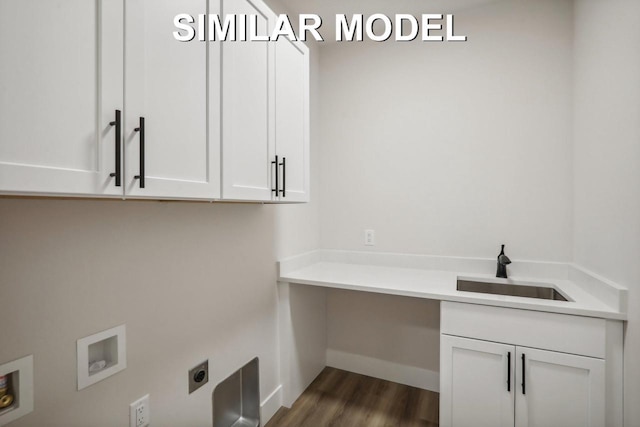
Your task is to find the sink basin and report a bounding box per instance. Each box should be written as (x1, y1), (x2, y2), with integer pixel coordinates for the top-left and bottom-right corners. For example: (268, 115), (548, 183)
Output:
(456, 277), (570, 302)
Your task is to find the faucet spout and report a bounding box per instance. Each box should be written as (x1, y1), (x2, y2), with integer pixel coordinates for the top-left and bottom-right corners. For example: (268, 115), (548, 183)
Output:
(496, 244), (511, 278)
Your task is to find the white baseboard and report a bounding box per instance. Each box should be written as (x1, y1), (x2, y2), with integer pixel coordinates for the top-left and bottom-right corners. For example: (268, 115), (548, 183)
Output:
(261, 384), (283, 425)
(326, 349), (439, 393)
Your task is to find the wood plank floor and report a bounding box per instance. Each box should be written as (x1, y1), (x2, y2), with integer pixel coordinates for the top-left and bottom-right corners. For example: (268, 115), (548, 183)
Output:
(265, 368), (439, 427)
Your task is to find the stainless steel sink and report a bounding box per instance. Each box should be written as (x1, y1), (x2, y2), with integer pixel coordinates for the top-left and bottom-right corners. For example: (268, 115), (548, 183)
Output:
(456, 278), (570, 301)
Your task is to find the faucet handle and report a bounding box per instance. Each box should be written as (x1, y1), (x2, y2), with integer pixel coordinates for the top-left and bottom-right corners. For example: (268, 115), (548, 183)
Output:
(496, 245), (511, 278)
(499, 254), (512, 265)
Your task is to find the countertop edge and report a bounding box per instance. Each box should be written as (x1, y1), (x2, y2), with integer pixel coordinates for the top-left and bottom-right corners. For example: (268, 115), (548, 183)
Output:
(278, 263), (627, 321)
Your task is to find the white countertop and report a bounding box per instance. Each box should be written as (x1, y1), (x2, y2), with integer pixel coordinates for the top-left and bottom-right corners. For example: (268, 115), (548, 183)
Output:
(278, 251), (627, 320)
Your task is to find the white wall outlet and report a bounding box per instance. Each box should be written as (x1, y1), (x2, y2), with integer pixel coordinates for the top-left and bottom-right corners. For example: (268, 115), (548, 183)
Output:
(364, 229), (375, 246)
(130, 395), (150, 427)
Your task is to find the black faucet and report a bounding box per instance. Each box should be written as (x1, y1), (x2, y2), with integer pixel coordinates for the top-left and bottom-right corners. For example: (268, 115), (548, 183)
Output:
(496, 244), (512, 278)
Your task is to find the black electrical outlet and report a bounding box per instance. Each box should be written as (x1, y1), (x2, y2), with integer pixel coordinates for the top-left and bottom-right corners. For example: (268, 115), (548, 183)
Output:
(194, 369), (206, 383)
(188, 360), (209, 394)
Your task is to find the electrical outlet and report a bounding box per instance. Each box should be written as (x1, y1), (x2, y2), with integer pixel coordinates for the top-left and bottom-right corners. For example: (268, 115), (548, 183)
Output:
(130, 395), (150, 427)
(364, 229), (375, 246)
(189, 360), (209, 394)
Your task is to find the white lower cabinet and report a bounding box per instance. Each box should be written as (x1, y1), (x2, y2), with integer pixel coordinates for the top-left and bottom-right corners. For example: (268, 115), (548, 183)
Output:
(441, 335), (605, 427)
(440, 335), (515, 427)
(440, 302), (620, 427)
(515, 347), (604, 427)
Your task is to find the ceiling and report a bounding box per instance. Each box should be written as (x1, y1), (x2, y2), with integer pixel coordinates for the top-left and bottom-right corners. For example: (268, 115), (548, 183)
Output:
(276, 0), (502, 42)
(278, 0), (500, 17)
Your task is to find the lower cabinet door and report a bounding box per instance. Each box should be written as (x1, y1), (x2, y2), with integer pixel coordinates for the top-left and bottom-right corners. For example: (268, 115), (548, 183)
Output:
(515, 347), (605, 427)
(440, 335), (515, 427)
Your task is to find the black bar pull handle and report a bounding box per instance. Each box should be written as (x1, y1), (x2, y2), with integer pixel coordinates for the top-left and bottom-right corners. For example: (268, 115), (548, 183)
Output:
(134, 117), (145, 189)
(271, 155), (279, 196)
(521, 353), (526, 395)
(279, 157), (286, 198)
(507, 352), (511, 392)
(109, 110), (122, 187)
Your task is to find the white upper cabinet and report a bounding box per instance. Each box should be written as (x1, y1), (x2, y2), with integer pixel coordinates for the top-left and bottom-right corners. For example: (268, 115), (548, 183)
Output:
(0, 0), (124, 197)
(515, 347), (605, 427)
(0, 0), (308, 202)
(221, 0), (310, 202)
(273, 37), (310, 202)
(124, 0), (220, 200)
(221, 0), (276, 201)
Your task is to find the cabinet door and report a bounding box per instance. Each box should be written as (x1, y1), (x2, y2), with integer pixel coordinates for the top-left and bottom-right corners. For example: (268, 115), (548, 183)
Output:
(274, 38), (310, 202)
(515, 347), (604, 427)
(0, 0), (123, 196)
(440, 335), (515, 427)
(124, 0), (219, 200)
(221, 0), (275, 201)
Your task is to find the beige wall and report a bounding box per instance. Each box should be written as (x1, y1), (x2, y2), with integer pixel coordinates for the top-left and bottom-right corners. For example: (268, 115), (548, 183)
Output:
(0, 200), (279, 427)
(572, 1), (640, 425)
(318, 0), (574, 262)
(327, 290), (440, 373)
(320, 0), (574, 378)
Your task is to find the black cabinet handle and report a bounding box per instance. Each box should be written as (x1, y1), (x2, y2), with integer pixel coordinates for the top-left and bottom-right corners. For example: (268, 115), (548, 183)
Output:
(133, 117), (145, 188)
(279, 157), (286, 198)
(271, 155), (279, 196)
(507, 352), (511, 392)
(521, 353), (526, 394)
(109, 110), (121, 187)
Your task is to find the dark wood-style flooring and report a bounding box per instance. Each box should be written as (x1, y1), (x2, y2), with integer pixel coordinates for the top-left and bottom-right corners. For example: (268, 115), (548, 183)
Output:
(265, 368), (439, 427)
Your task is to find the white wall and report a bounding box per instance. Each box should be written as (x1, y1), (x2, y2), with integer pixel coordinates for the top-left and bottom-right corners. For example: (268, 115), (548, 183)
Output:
(320, 0), (575, 385)
(319, 0), (574, 262)
(572, 1), (640, 425)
